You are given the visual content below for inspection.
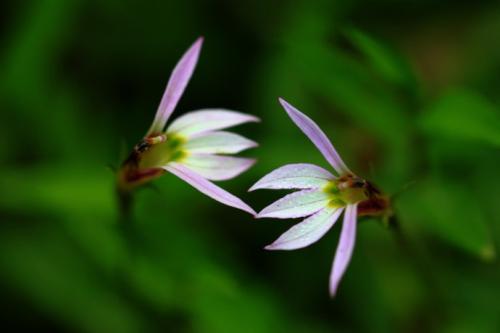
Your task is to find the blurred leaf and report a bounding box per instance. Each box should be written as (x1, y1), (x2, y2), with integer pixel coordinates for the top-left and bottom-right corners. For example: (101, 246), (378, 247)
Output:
(1, 0), (79, 97)
(397, 178), (495, 260)
(344, 27), (415, 87)
(419, 89), (500, 147)
(0, 164), (114, 219)
(0, 224), (150, 333)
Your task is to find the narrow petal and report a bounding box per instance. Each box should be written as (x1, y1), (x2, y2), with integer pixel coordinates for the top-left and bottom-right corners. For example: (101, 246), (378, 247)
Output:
(147, 37), (203, 136)
(265, 207), (344, 250)
(256, 189), (330, 219)
(167, 109), (259, 137)
(185, 131), (258, 154)
(164, 163), (255, 215)
(329, 204), (358, 297)
(181, 154), (255, 181)
(279, 98), (351, 175)
(249, 163), (334, 191)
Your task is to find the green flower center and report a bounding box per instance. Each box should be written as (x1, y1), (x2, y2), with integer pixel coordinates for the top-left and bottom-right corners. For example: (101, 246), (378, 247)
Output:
(323, 174), (369, 208)
(138, 133), (188, 169)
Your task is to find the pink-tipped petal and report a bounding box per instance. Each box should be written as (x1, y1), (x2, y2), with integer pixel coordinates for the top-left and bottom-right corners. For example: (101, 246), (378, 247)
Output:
(147, 37), (203, 136)
(249, 163), (334, 191)
(279, 98), (351, 175)
(164, 163), (255, 215)
(256, 189), (330, 219)
(181, 154), (255, 181)
(265, 207), (344, 251)
(329, 204), (358, 297)
(167, 109), (259, 137)
(185, 131), (258, 154)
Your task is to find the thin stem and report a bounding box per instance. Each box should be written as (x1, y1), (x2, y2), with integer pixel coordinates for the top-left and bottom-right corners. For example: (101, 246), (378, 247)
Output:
(117, 187), (133, 223)
(116, 186), (139, 250)
(389, 216), (445, 311)
(114, 186), (174, 327)
(389, 217), (429, 283)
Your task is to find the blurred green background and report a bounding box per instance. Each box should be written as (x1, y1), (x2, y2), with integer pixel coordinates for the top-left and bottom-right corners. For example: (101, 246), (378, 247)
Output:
(1, 0), (500, 332)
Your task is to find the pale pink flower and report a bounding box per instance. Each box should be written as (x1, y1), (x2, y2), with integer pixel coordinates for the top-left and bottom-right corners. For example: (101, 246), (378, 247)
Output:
(251, 98), (388, 296)
(118, 38), (257, 215)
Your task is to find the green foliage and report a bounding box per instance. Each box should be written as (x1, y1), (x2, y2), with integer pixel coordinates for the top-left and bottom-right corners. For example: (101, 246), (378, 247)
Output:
(397, 178), (495, 259)
(343, 27), (416, 87)
(420, 89), (500, 146)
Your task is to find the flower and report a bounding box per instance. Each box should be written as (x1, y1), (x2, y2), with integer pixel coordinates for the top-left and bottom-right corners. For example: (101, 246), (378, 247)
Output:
(118, 38), (257, 215)
(250, 98), (389, 296)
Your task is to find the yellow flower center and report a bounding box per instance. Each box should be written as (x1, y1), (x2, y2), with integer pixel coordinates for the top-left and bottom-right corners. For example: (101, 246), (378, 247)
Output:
(323, 174), (370, 208)
(139, 133), (188, 169)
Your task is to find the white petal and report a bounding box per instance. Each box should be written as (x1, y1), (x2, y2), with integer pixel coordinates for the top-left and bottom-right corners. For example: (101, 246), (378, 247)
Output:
(279, 98), (352, 175)
(265, 207), (344, 250)
(249, 163), (334, 191)
(330, 204), (358, 297)
(256, 189), (330, 219)
(167, 109), (259, 137)
(181, 154), (255, 181)
(147, 38), (203, 136)
(164, 163), (255, 215)
(185, 131), (257, 154)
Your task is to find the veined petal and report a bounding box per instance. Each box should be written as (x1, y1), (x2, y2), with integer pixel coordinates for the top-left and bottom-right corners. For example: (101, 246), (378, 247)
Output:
(265, 207), (344, 250)
(147, 37), (203, 136)
(249, 163), (334, 191)
(181, 154), (255, 181)
(329, 204), (358, 297)
(185, 131), (258, 154)
(279, 98), (351, 175)
(256, 189), (330, 219)
(164, 163), (255, 215)
(167, 109), (259, 137)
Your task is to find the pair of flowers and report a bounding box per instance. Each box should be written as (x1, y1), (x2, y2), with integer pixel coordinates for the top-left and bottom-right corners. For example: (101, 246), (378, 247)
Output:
(118, 38), (388, 297)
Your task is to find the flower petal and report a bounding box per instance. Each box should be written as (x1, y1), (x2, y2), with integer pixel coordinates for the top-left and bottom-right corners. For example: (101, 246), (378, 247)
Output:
(279, 98), (351, 175)
(249, 163), (334, 191)
(185, 131), (258, 154)
(164, 163), (255, 215)
(329, 204), (358, 297)
(256, 189), (330, 219)
(147, 37), (203, 136)
(167, 109), (259, 137)
(181, 154), (255, 181)
(265, 207), (344, 250)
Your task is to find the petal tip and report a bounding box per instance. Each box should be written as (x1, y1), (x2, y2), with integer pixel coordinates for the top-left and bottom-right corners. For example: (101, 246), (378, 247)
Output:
(233, 202), (256, 216)
(278, 97), (294, 111)
(245, 140), (259, 149)
(279, 98), (295, 114)
(329, 281), (340, 298)
(248, 115), (261, 123)
(242, 158), (257, 174)
(278, 98), (297, 119)
(193, 36), (204, 48)
(248, 181), (262, 192)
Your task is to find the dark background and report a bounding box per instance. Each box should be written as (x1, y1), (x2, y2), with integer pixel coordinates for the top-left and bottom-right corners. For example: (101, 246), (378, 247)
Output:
(1, 0), (500, 332)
